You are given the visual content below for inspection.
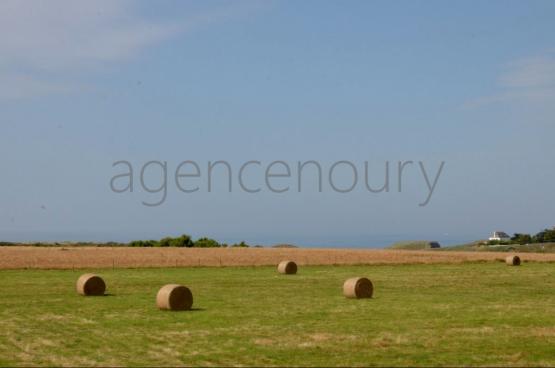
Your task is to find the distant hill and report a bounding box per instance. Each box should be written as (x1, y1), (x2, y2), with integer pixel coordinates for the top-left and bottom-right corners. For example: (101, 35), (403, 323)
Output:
(441, 242), (555, 253)
(388, 240), (555, 253)
(387, 241), (441, 250)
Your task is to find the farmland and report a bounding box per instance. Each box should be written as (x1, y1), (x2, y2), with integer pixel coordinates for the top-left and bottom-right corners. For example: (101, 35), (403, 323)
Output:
(1, 262), (555, 366)
(2, 246), (555, 270)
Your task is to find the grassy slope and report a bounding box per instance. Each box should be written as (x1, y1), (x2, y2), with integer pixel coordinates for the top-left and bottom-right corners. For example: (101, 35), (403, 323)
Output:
(387, 241), (436, 250)
(1, 264), (555, 366)
(442, 242), (555, 253)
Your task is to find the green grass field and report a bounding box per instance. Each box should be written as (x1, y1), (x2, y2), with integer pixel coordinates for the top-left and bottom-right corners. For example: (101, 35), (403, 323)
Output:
(1, 263), (554, 366)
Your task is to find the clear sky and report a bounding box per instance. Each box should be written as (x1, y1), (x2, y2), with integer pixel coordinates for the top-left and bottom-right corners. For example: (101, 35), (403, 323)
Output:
(1, 0), (554, 246)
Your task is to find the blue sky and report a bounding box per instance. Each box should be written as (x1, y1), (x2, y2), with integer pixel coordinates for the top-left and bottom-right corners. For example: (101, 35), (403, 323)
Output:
(1, 0), (554, 246)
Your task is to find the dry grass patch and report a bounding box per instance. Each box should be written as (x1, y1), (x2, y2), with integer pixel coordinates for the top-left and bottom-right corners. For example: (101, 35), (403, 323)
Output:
(2, 246), (555, 270)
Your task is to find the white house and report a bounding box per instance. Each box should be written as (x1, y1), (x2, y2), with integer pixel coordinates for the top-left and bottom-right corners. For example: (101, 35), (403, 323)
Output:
(489, 231), (511, 242)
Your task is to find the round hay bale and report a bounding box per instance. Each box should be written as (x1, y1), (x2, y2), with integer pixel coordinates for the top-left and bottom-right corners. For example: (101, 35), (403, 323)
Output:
(277, 260), (297, 275)
(506, 255), (521, 266)
(343, 277), (373, 299)
(76, 273), (106, 296)
(156, 284), (193, 311)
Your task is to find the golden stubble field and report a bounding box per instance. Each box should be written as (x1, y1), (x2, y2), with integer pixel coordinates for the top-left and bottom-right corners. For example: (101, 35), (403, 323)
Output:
(1, 246), (555, 269)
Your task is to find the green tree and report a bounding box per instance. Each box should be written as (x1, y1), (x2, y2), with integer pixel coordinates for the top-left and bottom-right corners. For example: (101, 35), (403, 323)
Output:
(194, 237), (221, 248)
(511, 233), (532, 245)
(158, 237), (173, 247)
(541, 228), (555, 243)
(170, 234), (194, 247)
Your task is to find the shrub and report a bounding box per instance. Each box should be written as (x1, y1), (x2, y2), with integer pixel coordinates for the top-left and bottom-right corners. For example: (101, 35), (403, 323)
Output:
(546, 229), (555, 242)
(129, 240), (159, 247)
(535, 229), (555, 243)
(511, 233), (533, 245)
(157, 237), (173, 247)
(231, 241), (249, 248)
(170, 234), (193, 247)
(194, 237), (220, 248)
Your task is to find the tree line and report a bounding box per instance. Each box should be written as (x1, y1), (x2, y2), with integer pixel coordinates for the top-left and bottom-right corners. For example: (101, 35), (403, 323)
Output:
(488, 228), (555, 245)
(0, 235), (252, 248)
(128, 234), (250, 248)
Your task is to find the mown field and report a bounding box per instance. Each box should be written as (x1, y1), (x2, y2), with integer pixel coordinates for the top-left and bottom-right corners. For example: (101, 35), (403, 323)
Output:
(1, 263), (554, 366)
